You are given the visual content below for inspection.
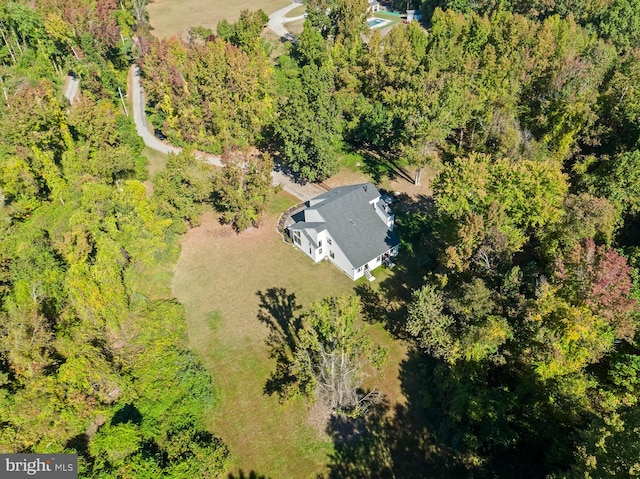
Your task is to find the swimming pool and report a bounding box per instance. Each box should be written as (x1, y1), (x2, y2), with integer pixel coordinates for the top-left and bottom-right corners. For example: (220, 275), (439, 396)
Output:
(367, 18), (387, 28)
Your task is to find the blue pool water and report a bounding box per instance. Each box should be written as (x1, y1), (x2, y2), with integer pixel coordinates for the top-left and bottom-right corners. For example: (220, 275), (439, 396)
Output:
(368, 18), (385, 28)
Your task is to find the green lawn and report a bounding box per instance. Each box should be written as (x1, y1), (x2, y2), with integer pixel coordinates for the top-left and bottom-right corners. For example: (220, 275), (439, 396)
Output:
(371, 10), (404, 30)
(172, 193), (353, 477)
(172, 191), (406, 477)
(285, 18), (305, 35)
(143, 146), (168, 177)
(285, 4), (306, 17)
(148, 0), (290, 38)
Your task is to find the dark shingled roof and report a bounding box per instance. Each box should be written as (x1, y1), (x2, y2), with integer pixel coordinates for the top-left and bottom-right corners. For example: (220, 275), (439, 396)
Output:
(291, 184), (399, 268)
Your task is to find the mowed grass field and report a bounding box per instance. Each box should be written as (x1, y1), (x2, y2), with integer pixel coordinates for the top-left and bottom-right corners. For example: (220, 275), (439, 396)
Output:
(147, 0), (291, 38)
(171, 192), (407, 477)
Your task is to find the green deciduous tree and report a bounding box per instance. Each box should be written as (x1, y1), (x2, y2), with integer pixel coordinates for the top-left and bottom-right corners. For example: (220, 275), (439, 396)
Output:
(406, 284), (455, 360)
(272, 62), (342, 182)
(594, 0), (640, 50)
(329, 0), (368, 48)
(212, 150), (274, 231)
(216, 9), (269, 53)
(407, 280), (512, 363)
(541, 193), (619, 254)
(433, 154), (567, 271)
(266, 295), (386, 416)
(570, 406), (640, 477)
(152, 149), (214, 228)
(595, 150), (640, 214)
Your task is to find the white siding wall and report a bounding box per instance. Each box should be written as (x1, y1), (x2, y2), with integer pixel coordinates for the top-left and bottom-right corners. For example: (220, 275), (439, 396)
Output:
(292, 228), (329, 264)
(292, 231), (399, 281)
(291, 229), (314, 262)
(311, 230), (327, 263)
(353, 245), (399, 280)
(324, 234), (356, 279)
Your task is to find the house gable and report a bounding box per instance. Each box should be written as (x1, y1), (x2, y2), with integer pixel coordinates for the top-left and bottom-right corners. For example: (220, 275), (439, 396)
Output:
(287, 184), (399, 279)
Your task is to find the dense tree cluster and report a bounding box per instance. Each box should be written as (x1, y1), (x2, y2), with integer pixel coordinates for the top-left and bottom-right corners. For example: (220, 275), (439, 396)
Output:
(213, 149), (274, 231)
(421, 0), (640, 51)
(387, 5), (640, 476)
(262, 295), (386, 416)
(1, 0), (640, 476)
(0, 1), (228, 476)
(139, 13), (274, 154)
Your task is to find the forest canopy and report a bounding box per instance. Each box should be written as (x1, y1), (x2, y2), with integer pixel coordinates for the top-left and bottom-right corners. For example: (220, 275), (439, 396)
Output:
(0, 1), (229, 476)
(0, 0), (639, 477)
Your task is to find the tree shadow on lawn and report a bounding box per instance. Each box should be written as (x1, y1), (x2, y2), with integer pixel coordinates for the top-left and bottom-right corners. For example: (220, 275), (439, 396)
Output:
(321, 352), (469, 479)
(322, 349), (560, 478)
(256, 288), (468, 477)
(228, 470), (271, 479)
(359, 150), (414, 185)
(256, 287), (303, 399)
(355, 194), (439, 339)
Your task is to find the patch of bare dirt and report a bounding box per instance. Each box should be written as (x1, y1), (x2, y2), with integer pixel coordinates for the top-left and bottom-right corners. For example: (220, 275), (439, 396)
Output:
(323, 165), (437, 203)
(180, 210), (273, 251)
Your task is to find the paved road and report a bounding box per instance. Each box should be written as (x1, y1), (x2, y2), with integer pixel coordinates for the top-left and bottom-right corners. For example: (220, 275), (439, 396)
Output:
(128, 65), (324, 201)
(130, 66), (183, 157)
(267, 1), (303, 38)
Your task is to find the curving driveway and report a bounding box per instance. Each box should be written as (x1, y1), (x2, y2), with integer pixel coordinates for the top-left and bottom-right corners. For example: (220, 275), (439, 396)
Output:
(267, 1), (305, 38)
(130, 66), (183, 157)
(128, 65), (325, 201)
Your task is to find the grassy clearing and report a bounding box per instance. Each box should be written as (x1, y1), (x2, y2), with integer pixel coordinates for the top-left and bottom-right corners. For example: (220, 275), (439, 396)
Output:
(371, 10), (404, 30)
(143, 146), (168, 177)
(172, 190), (407, 477)
(374, 10), (404, 20)
(148, 0), (291, 38)
(172, 192), (351, 477)
(266, 188), (299, 215)
(338, 151), (366, 172)
(285, 4), (306, 17)
(285, 18), (305, 35)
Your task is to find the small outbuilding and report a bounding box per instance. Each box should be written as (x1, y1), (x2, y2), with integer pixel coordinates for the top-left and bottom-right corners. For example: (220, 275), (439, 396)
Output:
(286, 183), (399, 281)
(368, 0), (381, 13)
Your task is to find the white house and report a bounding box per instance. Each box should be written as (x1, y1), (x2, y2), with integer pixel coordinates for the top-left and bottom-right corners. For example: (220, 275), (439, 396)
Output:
(368, 0), (381, 13)
(286, 183), (399, 281)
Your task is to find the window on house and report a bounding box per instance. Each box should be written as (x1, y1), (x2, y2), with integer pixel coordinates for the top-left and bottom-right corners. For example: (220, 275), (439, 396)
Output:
(330, 251), (334, 259)
(319, 248), (322, 254)
(318, 240), (322, 247)
(357, 267), (362, 272)
(294, 236), (301, 245)
(327, 238), (332, 245)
